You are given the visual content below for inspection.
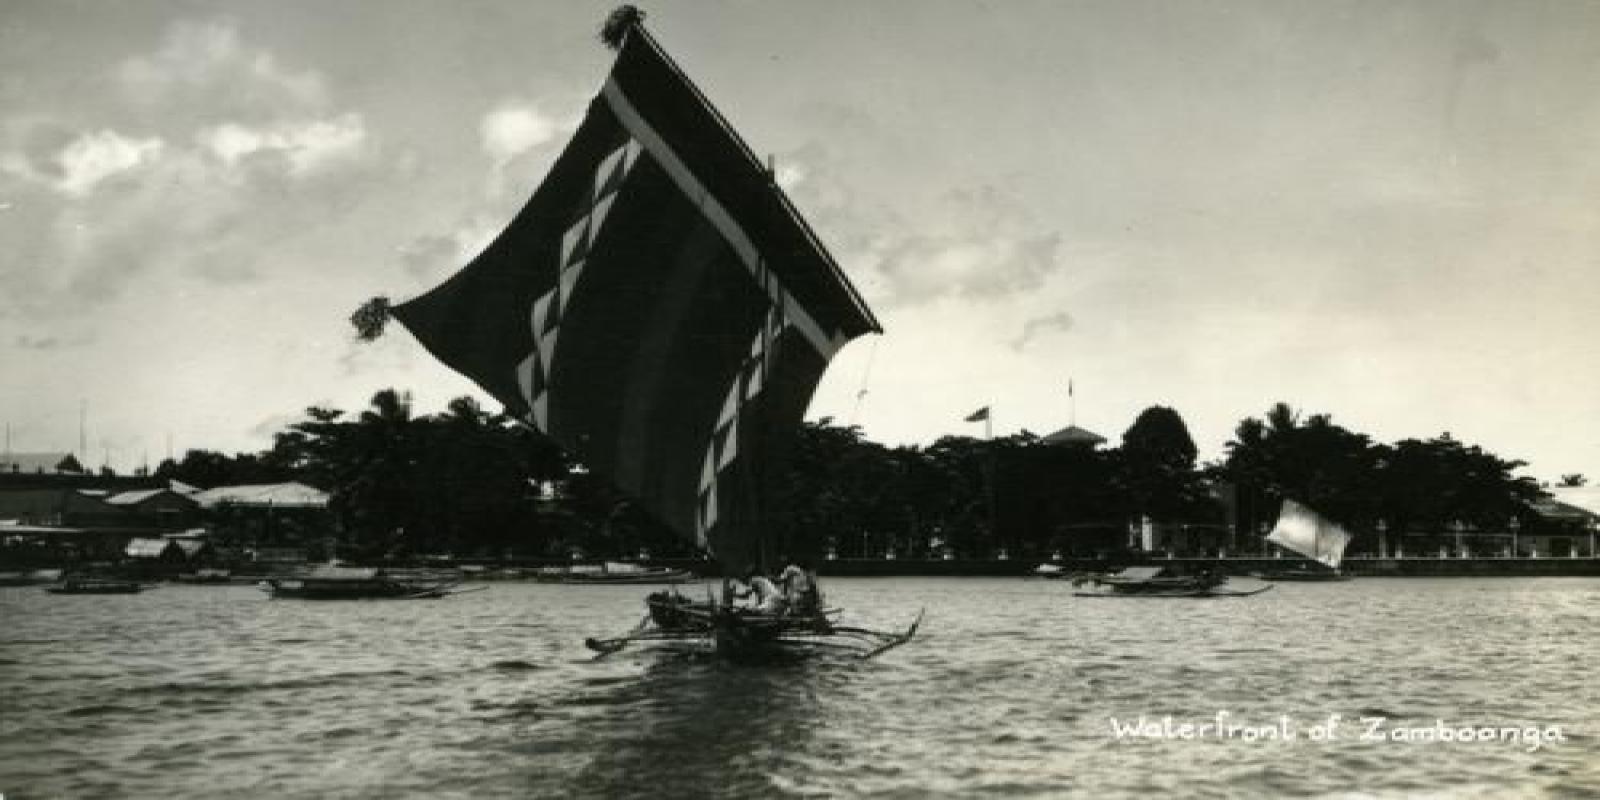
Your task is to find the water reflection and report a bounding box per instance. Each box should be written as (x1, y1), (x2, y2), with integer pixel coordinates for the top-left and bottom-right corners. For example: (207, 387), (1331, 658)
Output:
(565, 652), (828, 799)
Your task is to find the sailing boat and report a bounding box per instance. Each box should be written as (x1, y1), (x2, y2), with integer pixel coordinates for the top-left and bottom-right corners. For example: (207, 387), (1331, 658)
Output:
(362, 7), (918, 657)
(1259, 499), (1355, 581)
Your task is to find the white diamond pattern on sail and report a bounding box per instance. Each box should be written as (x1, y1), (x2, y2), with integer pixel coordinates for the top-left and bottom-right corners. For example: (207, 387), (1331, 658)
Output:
(1266, 499), (1353, 568)
(695, 304), (787, 547)
(516, 138), (645, 431)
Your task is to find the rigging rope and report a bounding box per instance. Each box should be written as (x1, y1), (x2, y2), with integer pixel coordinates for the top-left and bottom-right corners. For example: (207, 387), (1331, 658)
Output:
(847, 335), (879, 427)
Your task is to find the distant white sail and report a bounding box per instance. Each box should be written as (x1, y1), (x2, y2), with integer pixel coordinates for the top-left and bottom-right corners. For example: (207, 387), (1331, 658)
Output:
(1266, 499), (1352, 568)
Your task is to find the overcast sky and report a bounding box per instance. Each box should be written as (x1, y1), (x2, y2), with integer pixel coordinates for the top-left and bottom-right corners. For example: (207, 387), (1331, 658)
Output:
(2, 0), (1598, 481)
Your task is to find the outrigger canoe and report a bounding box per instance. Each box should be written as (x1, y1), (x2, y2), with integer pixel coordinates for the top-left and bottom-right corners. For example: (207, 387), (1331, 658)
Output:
(46, 579), (148, 595)
(259, 566), (478, 600)
(533, 562), (695, 585)
(585, 589), (923, 660)
(1070, 566), (1274, 598)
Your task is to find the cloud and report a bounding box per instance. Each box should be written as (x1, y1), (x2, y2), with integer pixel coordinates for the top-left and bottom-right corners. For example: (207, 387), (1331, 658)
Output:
(394, 221), (502, 283)
(772, 136), (1067, 309)
(872, 227), (1062, 305)
(116, 20), (326, 115)
(14, 333), (92, 351)
(1008, 311), (1075, 351)
(0, 19), (382, 320)
(196, 114), (367, 177)
(1, 127), (164, 196)
(54, 131), (165, 195)
(480, 102), (561, 163)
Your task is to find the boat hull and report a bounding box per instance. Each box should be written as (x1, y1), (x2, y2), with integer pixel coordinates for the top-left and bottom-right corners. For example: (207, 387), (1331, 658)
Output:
(541, 568), (695, 585)
(1074, 585), (1274, 598)
(260, 578), (457, 600)
(1259, 570), (1351, 582)
(46, 581), (146, 595)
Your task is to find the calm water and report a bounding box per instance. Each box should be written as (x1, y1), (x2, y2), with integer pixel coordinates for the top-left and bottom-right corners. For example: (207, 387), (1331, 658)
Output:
(2, 577), (1598, 799)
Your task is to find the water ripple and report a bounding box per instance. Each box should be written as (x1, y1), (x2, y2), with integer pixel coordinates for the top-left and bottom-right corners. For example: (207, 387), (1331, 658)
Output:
(1, 577), (1595, 798)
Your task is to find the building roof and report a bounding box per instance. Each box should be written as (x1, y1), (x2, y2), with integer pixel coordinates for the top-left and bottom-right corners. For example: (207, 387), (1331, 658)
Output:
(0, 523), (88, 535)
(104, 488), (197, 508)
(1549, 486), (1600, 518)
(1041, 425), (1107, 447)
(105, 489), (166, 506)
(125, 537), (177, 558)
(192, 482), (329, 509)
(0, 453), (85, 474)
(173, 539), (208, 557)
(307, 565), (381, 580)
(1534, 491), (1600, 525)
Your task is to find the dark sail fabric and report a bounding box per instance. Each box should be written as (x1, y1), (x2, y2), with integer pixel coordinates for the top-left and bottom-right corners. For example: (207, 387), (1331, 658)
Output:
(393, 27), (879, 572)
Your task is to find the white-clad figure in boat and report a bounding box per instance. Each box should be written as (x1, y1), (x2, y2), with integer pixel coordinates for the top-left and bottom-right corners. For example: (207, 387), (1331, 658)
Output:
(779, 556), (819, 615)
(737, 569), (786, 615)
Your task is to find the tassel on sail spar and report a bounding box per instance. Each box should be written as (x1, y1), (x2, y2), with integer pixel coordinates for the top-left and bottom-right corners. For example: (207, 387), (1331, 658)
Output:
(388, 10), (877, 575)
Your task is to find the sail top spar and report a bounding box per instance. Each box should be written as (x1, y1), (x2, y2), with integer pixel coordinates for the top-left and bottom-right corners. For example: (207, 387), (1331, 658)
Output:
(387, 14), (880, 572)
(1265, 499), (1353, 569)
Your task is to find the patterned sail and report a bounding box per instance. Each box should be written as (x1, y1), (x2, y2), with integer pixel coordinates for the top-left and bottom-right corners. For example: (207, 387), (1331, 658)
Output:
(1265, 499), (1352, 569)
(390, 21), (880, 573)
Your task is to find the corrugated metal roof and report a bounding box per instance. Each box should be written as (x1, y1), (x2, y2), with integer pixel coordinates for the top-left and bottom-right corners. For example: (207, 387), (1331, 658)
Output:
(192, 482), (329, 509)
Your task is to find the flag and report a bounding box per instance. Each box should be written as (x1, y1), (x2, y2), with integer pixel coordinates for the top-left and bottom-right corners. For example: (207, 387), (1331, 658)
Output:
(390, 24), (879, 572)
(965, 407), (990, 423)
(1068, 378), (1074, 397)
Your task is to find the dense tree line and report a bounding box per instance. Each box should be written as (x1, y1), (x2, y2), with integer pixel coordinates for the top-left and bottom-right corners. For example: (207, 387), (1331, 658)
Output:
(154, 390), (1549, 560)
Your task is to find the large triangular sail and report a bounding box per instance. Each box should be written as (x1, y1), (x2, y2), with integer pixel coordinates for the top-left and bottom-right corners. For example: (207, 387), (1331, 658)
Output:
(387, 15), (880, 573)
(1265, 499), (1352, 569)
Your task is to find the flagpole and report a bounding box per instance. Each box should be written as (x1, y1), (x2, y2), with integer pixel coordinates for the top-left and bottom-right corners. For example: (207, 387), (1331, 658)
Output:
(1069, 378), (1076, 427)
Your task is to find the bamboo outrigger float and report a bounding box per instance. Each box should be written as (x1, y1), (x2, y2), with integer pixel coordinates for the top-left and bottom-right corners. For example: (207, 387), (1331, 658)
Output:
(365, 7), (919, 658)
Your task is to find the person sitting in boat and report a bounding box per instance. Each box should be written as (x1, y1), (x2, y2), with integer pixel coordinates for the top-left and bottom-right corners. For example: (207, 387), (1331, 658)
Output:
(779, 557), (819, 615)
(735, 569), (786, 616)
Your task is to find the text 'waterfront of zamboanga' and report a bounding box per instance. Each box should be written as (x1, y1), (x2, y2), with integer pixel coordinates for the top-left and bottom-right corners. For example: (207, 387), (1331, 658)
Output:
(1108, 712), (1567, 752)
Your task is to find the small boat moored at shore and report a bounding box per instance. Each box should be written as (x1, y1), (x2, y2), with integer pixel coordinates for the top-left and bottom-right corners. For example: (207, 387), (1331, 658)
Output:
(46, 577), (148, 594)
(1258, 499), (1355, 582)
(1071, 566), (1272, 598)
(260, 566), (469, 600)
(534, 562), (695, 585)
(1, 568), (63, 586)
